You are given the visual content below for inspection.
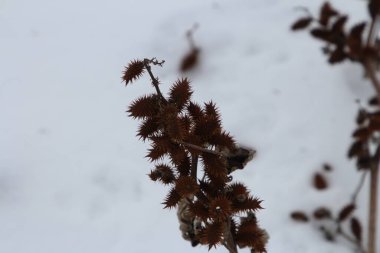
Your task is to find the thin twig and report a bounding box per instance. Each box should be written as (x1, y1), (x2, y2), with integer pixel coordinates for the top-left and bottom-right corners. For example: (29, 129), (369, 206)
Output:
(336, 223), (366, 253)
(367, 144), (380, 253)
(351, 171), (368, 204)
(143, 58), (166, 101)
(176, 140), (228, 157)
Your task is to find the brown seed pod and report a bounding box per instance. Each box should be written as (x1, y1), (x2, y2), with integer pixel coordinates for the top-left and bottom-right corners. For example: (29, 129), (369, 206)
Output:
(122, 59), (145, 85)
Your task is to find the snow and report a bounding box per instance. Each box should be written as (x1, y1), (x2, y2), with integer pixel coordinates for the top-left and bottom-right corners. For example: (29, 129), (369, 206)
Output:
(0, 0), (378, 252)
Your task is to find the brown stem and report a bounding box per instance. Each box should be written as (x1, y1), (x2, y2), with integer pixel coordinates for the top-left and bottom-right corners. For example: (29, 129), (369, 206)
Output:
(352, 171), (368, 204)
(176, 140), (227, 157)
(364, 14), (380, 253)
(191, 154), (198, 180)
(143, 58), (166, 101)
(368, 155), (379, 253)
(336, 222), (366, 253)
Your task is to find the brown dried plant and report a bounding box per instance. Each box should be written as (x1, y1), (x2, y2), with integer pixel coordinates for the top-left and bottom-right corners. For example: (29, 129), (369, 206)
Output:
(122, 58), (268, 253)
(291, 1), (380, 253)
(180, 24), (201, 72)
(291, 164), (366, 252)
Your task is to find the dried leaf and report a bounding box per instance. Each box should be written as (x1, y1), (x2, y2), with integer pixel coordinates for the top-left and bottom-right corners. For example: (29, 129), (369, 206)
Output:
(368, 0), (380, 19)
(319, 2), (338, 26)
(356, 109), (368, 125)
(290, 211), (309, 222)
(310, 28), (333, 42)
(328, 47), (346, 64)
(338, 204), (356, 221)
(291, 17), (313, 31)
(313, 207), (332, 219)
(313, 172), (328, 190)
(348, 140), (365, 159)
(368, 96), (378, 106)
(331, 15), (348, 34)
(350, 217), (362, 242)
(352, 127), (371, 140)
(180, 48), (200, 72)
(323, 163), (333, 172)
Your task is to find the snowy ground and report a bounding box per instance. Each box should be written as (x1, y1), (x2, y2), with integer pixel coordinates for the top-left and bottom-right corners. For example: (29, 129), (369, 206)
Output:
(0, 0), (379, 252)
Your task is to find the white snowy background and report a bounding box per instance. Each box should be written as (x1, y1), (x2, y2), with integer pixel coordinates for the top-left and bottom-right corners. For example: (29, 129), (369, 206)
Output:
(0, 0), (379, 252)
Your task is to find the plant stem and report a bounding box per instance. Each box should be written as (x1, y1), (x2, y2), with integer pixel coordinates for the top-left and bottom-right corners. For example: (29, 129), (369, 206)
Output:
(143, 58), (166, 101)
(352, 171), (368, 204)
(365, 14), (380, 253)
(368, 154), (379, 253)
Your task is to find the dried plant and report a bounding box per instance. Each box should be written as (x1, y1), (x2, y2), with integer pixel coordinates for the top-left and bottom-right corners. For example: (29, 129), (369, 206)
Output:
(122, 58), (268, 253)
(291, 1), (380, 253)
(291, 164), (366, 252)
(179, 24), (201, 72)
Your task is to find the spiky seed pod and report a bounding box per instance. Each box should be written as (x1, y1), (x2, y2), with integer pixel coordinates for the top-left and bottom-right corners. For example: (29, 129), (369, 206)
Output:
(169, 78), (193, 111)
(200, 221), (224, 249)
(163, 188), (182, 209)
(204, 101), (221, 122)
(137, 117), (160, 141)
(194, 116), (221, 141)
(175, 176), (199, 197)
(209, 196), (232, 220)
(232, 196), (262, 213)
(146, 135), (175, 161)
(235, 215), (268, 252)
(149, 164), (176, 184)
(128, 95), (160, 119)
(122, 60), (145, 85)
(189, 200), (210, 221)
(169, 146), (188, 166)
(187, 102), (204, 121)
(201, 153), (228, 178)
(208, 131), (235, 151)
(175, 155), (191, 176)
(227, 182), (249, 202)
